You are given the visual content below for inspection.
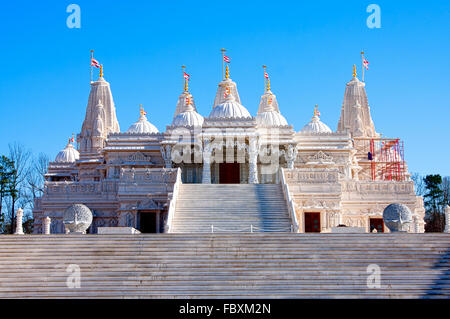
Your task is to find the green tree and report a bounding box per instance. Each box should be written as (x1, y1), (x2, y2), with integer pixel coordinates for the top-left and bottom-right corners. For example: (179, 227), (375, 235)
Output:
(423, 174), (445, 232)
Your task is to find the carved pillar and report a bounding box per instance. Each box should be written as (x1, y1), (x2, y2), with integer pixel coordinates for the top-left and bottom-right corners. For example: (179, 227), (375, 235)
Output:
(248, 138), (259, 184)
(202, 139), (212, 184)
(445, 205), (450, 233)
(43, 217), (51, 235)
(161, 145), (172, 168)
(15, 208), (24, 235)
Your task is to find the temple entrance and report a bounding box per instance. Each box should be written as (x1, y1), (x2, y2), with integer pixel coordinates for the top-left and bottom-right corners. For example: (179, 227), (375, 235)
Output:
(370, 218), (384, 233)
(304, 212), (321, 233)
(138, 211), (159, 233)
(219, 163), (240, 184)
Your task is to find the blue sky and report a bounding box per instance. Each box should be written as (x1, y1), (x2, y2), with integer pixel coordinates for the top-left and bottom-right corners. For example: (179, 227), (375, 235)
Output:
(0, 1), (449, 175)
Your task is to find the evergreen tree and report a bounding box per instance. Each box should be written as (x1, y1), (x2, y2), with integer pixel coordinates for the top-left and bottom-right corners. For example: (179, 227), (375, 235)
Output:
(423, 174), (445, 232)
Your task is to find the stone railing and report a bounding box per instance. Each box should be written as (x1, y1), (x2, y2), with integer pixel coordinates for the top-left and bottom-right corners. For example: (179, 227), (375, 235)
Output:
(165, 168), (182, 233)
(280, 168), (299, 233)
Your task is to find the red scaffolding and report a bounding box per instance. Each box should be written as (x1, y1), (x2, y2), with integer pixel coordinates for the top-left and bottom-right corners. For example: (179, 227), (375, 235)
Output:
(357, 138), (406, 182)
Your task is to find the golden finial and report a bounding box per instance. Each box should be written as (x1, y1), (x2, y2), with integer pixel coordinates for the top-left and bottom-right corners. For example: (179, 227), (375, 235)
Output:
(314, 104), (320, 117)
(225, 65), (229, 79)
(99, 64), (103, 78)
(352, 64), (356, 78)
(266, 78), (271, 91)
(139, 104), (146, 116)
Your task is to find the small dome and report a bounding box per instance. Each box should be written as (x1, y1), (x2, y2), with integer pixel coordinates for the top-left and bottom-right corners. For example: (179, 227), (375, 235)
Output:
(172, 110), (204, 127)
(55, 142), (79, 163)
(300, 115), (332, 134)
(209, 95), (251, 119)
(256, 111), (288, 126)
(127, 107), (159, 134)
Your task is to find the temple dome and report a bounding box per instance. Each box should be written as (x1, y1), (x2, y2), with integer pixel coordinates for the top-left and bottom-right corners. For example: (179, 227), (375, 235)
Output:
(256, 88), (288, 127)
(300, 113), (332, 134)
(173, 110), (204, 127)
(55, 142), (79, 163)
(209, 95), (251, 119)
(256, 111), (288, 126)
(127, 107), (159, 134)
(172, 90), (204, 127)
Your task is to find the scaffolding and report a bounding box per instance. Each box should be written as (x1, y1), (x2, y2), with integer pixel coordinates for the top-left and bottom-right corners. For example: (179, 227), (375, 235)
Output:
(355, 138), (406, 182)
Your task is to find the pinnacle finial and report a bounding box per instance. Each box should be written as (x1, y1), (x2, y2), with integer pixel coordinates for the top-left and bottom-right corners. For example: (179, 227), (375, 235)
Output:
(139, 104), (146, 117)
(225, 65), (229, 79)
(99, 64), (103, 78)
(314, 104), (320, 117)
(353, 64), (357, 78)
(182, 65), (188, 92)
(266, 78), (271, 91)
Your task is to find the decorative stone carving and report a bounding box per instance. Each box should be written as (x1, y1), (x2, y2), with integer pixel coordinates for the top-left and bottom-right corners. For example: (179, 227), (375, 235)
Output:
(43, 217), (51, 235)
(160, 145), (172, 168)
(383, 203), (412, 232)
(307, 151), (333, 163)
(63, 204), (93, 234)
(285, 144), (297, 169)
(14, 208), (24, 235)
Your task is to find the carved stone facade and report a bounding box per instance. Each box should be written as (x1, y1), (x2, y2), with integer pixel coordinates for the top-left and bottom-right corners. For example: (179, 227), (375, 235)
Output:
(33, 66), (425, 234)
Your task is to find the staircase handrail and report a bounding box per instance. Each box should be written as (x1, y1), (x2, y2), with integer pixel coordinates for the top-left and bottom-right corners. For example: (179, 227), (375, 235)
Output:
(280, 167), (299, 233)
(165, 167), (182, 233)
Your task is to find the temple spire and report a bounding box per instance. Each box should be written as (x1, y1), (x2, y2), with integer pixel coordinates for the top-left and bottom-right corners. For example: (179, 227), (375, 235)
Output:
(263, 65), (270, 91)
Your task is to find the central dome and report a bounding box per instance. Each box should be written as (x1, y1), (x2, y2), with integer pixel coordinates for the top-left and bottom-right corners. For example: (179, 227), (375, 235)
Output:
(127, 107), (159, 134)
(209, 95), (251, 119)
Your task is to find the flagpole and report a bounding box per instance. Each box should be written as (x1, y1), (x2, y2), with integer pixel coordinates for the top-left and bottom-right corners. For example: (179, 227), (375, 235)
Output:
(361, 51), (365, 82)
(262, 65), (267, 91)
(221, 49), (226, 80)
(91, 50), (94, 83)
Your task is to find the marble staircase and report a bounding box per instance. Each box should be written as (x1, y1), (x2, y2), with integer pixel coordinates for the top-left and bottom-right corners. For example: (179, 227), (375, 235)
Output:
(171, 184), (292, 233)
(0, 233), (449, 298)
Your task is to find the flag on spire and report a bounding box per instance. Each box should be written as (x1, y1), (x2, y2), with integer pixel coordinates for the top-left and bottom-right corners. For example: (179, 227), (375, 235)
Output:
(91, 57), (100, 68)
(264, 70), (269, 79)
(183, 71), (190, 80)
(223, 54), (231, 63)
(363, 58), (369, 70)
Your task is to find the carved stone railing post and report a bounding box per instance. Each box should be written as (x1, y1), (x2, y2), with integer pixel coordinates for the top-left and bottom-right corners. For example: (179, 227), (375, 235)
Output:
(14, 208), (24, 235)
(445, 205), (450, 233)
(202, 139), (212, 184)
(285, 144), (297, 170)
(248, 138), (259, 184)
(43, 217), (52, 235)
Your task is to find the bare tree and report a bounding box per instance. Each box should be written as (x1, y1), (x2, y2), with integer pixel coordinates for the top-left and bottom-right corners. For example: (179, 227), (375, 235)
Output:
(26, 152), (49, 206)
(7, 143), (31, 234)
(411, 172), (426, 197)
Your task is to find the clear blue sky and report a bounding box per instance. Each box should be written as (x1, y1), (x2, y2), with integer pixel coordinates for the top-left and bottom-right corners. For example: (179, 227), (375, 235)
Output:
(0, 0), (449, 176)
